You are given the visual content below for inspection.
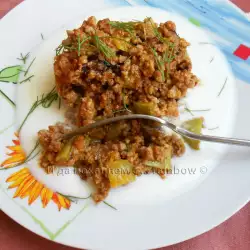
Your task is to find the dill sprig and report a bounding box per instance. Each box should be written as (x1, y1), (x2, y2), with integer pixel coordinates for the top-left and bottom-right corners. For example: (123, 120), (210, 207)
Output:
(152, 48), (165, 82)
(19, 75), (34, 84)
(207, 126), (219, 130)
(77, 35), (90, 56)
(217, 77), (228, 97)
(58, 97), (61, 109)
(93, 35), (115, 58)
(113, 94), (131, 114)
(109, 21), (137, 35)
(18, 87), (58, 132)
(184, 105), (194, 116)
(103, 200), (117, 210)
(24, 57), (36, 77)
(17, 53), (30, 64)
(55, 44), (64, 56)
(188, 108), (211, 112)
(0, 89), (16, 107)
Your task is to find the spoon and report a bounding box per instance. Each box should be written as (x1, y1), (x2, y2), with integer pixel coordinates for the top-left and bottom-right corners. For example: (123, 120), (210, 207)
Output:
(63, 114), (250, 147)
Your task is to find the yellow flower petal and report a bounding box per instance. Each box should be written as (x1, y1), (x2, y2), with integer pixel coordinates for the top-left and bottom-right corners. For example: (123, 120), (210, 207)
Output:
(8, 173), (31, 189)
(1, 154), (25, 167)
(41, 187), (53, 208)
(13, 175), (33, 198)
(57, 194), (71, 210)
(6, 168), (29, 182)
(19, 178), (37, 198)
(1, 133), (26, 168)
(28, 182), (44, 205)
(52, 194), (62, 211)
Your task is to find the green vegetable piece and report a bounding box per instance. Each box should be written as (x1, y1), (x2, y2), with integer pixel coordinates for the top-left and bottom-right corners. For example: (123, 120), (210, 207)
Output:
(0, 65), (22, 83)
(134, 102), (156, 115)
(145, 147), (171, 171)
(182, 117), (203, 150)
(108, 160), (136, 188)
(56, 139), (74, 162)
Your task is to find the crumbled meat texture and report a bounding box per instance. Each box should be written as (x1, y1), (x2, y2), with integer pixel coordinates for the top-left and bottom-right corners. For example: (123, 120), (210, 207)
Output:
(38, 17), (200, 202)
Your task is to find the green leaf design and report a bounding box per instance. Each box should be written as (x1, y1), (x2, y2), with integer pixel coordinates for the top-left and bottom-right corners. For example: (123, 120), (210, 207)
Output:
(0, 65), (22, 83)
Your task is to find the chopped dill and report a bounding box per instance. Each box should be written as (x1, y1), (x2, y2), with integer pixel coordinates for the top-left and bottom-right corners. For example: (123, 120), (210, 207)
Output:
(184, 105), (194, 116)
(58, 97), (61, 109)
(55, 44), (64, 56)
(103, 200), (117, 210)
(109, 21), (137, 35)
(19, 75), (34, 84)
(17, 52), (30, 64)
(188, 108), (211, 112)
(18, 87), (58, 132)
(217, 77), (228, 97)
(207, 126), (219, 131)
(210, 57), (214, 63)
(152, 48), (165, 82)
(77, 35), (90, 56)
(0, 89), (16, 107)
(93, 35), (115, 58)
(24, 57), (36, 76)
(112, 94), (132, 114)
(41, 33), (44, 40)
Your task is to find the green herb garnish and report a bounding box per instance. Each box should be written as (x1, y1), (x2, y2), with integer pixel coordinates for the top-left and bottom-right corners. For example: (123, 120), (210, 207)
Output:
(93, 35), (115, 58)
(24, 57), (36, 77)
(103, 200), (117, 210)
(207, 126), (219, 131)
(210, 57), (214, 63)
(0, 89), (15, 107)
(19, 75), (34, 84)
(18, 87), (58, 132)
(58, 97), (61, 109)
(217, 77), (228, 97)
(109, 21), (137, 35)
(41, 33), (44, 40)
(55, 44), (64, 56)
(17, 53), (30, 64)
(152, 48), (165, 82)
(77, 35), (91, 56)
(187, 108), (211, 112)
(184, 105), (194, 116)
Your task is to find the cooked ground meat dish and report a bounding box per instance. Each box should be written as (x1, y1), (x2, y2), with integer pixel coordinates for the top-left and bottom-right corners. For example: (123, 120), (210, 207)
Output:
(38, 17), (199, 202)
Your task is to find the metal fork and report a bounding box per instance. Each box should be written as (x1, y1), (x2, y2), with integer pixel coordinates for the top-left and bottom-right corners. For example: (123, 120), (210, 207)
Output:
(63, 114), (250, 147)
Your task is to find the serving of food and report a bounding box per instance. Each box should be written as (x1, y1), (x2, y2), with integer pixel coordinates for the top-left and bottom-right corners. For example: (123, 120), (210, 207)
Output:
(1, 3), (246, 249)
(37, 16), (203, 202)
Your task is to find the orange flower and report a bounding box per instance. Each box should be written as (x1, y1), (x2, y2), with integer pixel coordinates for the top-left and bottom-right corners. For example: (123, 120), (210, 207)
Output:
(6, 168), (71, 210)
(1, 132), (26, 169)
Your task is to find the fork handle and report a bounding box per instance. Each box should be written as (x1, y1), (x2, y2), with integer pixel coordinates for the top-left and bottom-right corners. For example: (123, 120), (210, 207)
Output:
(176, 127), (250, 147)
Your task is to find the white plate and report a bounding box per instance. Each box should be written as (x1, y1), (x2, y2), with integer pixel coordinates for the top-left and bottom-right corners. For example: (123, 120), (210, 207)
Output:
(0, 1), (250, 250)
